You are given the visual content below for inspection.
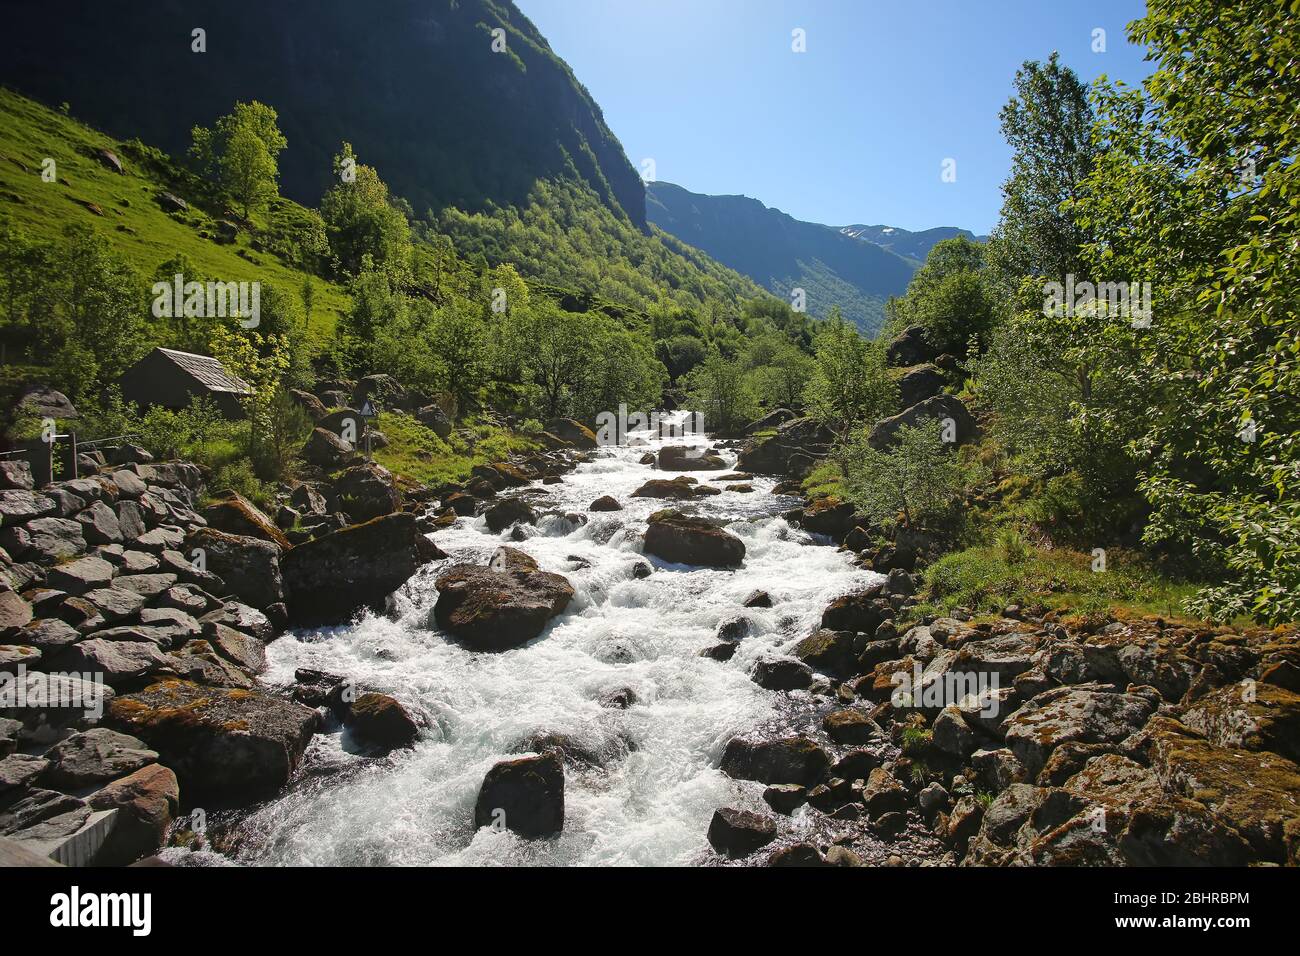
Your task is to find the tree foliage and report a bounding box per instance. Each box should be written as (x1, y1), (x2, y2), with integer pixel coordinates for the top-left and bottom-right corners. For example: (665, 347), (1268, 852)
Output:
(190, 101), (286, 219)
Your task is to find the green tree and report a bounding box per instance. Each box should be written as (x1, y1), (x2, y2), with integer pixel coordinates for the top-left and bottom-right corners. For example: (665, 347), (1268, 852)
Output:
(898, 237), (997, 354)
(320, 143), (413, 282)
(841, 422), (966, 531)
(803, 315), (896, 435)
(986, 53), (1097, 296)
(1069, 0), (1300, 623)
(190, 101), (287, 219)
(684, 349), (756, 436)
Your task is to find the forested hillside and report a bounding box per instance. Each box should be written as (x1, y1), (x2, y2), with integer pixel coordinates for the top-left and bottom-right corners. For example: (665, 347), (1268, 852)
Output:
(647, 180), (916, 334)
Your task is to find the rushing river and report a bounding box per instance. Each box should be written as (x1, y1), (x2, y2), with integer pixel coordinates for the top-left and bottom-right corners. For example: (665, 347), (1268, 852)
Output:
(196, 413), (881, 866)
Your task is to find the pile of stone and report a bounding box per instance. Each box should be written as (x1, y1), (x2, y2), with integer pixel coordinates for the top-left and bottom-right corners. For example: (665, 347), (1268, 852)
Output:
(704, 572), (1300, 867)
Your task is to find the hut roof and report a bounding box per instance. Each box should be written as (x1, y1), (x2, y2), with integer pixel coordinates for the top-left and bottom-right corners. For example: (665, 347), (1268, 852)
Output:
(152, 347), (251, 394)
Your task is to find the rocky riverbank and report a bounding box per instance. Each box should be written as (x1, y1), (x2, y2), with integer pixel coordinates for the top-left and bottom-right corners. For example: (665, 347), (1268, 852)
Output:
(0, 401), (591, 865)
(699, 440), (1300, 867)
(4, 398), (1295, 867)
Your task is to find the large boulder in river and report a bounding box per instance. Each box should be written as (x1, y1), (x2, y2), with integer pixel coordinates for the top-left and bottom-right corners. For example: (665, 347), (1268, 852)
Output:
(868, 394), (977, 449)
(708, 807), (777, 858)
(736, 416), (833, 477)
(484, 497), (538, 533)
(106, 679), (316, 801)
(474, 749), (565, 838)
(631, 476), (699, 500)
(658, 445), (726, 471)
(643, 509), (745, 567)
(345, 692), (419, 751)
(433, 558), (574, 650)
(721, 736), (830, 787)
(545, 418), (597, 449)
(184, 528), (283, 612)
(281, 512), (431, 626)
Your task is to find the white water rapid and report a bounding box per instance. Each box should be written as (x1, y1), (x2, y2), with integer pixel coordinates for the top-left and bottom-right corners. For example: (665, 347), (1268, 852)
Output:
(200, 412), (882, 866)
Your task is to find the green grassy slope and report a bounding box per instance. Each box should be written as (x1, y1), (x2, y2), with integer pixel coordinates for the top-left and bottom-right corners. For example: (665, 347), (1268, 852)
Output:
(0, 88), (349, 347)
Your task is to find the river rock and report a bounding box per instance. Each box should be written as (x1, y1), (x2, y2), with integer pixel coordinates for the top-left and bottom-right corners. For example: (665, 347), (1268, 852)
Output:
(658, 445), (726, 470)
(720, 736), (830, 786)
(752, 657), (814, 691)
(484, 497), (538, 533)
(474, 750), (565, 838)
(630, 476), (699, 500)
(823, 708), (880, 744)
(762, 783), (807, 814)
(707, 807), (777, 858)
(432, 559), (573, 650)
(345, 692), (419, 751)
(793, 628), (860, 678)
(106, 680), (316, 801)
(86, 763), (179, 866)
(545, 419), (597, 449)
(820, 590), (890, 635)
(643, 510), (745, 567)
(281, 512), (429, 626)
(589, 495), (622, 512)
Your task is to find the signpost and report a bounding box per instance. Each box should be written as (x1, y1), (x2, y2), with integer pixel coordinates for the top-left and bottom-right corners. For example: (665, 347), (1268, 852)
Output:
(359, 400), (377, 459)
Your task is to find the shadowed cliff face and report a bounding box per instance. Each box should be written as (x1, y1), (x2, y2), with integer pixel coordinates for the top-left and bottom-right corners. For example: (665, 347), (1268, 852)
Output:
(0, 0), (647, 230)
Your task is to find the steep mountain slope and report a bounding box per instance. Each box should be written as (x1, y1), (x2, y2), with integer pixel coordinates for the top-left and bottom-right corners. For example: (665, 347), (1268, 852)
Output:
(0, 0), (644, 230)
(840, 224), (987, 265)
(0, 0), (765, 314)
(646, 181), (916, 334)
(0, 88), (350, 347)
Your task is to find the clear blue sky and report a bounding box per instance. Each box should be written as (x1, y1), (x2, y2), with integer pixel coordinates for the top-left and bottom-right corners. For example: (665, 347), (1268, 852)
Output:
(516, 0), (1152, 235)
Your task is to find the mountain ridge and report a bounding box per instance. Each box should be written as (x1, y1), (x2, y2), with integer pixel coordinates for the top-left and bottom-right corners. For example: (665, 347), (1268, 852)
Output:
(0, 0), (647, 231)
(646, 180), (920, 335)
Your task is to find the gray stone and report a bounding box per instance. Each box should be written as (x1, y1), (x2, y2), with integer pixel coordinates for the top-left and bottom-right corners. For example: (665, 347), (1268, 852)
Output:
(42, 728), (158, 791)
(76, 501), (123, 545)
(45, 555), (114, 595)
(52, 638), (170, 686)
(79, 587), (146, 624)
